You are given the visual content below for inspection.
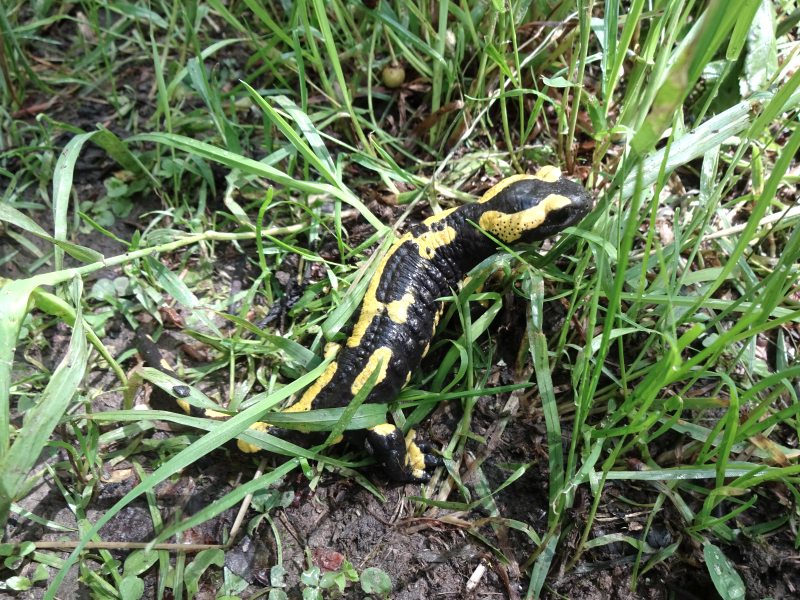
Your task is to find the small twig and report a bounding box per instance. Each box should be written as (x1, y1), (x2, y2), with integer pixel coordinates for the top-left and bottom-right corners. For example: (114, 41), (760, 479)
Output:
(226, 457), (268, 547)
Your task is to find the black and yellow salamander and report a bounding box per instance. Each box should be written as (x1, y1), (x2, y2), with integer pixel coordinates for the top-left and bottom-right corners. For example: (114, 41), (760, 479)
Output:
(137, 167), (592, 482)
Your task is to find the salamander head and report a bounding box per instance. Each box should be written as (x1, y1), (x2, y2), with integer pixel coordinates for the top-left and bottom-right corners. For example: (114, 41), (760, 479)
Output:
(477, 167), (593, 244)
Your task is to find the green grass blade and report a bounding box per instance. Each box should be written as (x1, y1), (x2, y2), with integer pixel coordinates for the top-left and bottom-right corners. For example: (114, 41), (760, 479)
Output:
(525, 272), (563, 522)
(42, 357), (333, 600)
(622, 101), (751, 200)
(128, 131), (385, 231)
(604, 0), (644, 114)
(677, 115), (800, 327)
(50, 131), (98, 270)
(147, 459), (299, 550)
(272, 94), (335, 175)
(0, 203), (103, 264)
(241, 0), (294, 48)
(0, 279), (87, 530)
(727, 0), (765, 60)
(243, 87), (337, 184)
(525, 534), (558, 600)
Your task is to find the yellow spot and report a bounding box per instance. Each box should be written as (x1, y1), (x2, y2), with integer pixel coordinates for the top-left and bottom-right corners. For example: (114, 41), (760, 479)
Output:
(423, 206), (458, 225)
(347, 315), (372, 348)
(204, 409), (229, 419)
(351, 347), (392, 395)
(422, 342), (430, 357)
(478, 194), (572, 242)
(477, 168), (562, 204)
(477, 174), (537, 203)
(405, 429), (428, 472)
(330, 434), (344, 445)
(238, 421), (269, 453)
(534, 165), (561, 182)
(368, 422), (397, 436)
(288, 362), (339, 412)
(324, 342), (340, 359)
(237, 440), (260, 453)
(414, 226), (458, 259)
(402, 371), (413, 390)
(176, 399), (191, 414)
(385, 292), (415, 324)
(159, 358), (173, 372)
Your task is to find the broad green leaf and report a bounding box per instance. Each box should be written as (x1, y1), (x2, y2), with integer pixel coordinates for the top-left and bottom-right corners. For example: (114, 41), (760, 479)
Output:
(119, 576), (144, 600)
(704, 544), (745, 600)
(743, 0), (777, 93)
(0, 280), (86, 531)
(184, 550), (224, 600)
(360, 568), (392, 596)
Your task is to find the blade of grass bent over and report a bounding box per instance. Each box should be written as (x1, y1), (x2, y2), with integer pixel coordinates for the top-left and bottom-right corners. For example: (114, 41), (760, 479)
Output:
(0, 279), (87, 532)
(52, 132), (97, 272)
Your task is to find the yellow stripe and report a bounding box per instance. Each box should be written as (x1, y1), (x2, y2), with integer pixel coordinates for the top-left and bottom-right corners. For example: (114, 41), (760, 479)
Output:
(423, 206), (458, 225)
(288, 361), (339, 412)
(204, 409), (229, 418)
(350, 347), (392, 396)
(347, 233), (412, 348)
(368, 423), (397, 436)
(478, 194), (571, 242)
(347, 226), (455, 348)
(477, 167), (562, 204)
(533, 165), (561, 182)
(238, 421), (269, 454)
(324, 342), (341, 359)
(404, 429), (427, 472)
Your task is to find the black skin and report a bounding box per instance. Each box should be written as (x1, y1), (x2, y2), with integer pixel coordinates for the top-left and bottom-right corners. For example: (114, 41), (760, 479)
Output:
(363, 429), (441, 481)
(135, 175), (593, 483)
(301, 174), (592, 481)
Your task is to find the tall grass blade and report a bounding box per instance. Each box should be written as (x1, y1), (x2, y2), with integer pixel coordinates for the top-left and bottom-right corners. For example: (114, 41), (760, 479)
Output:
(0, 280), (86, 530)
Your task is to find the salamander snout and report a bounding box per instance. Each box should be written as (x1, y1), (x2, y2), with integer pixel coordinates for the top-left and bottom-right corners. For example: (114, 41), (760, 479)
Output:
(518, 180), (593, 243)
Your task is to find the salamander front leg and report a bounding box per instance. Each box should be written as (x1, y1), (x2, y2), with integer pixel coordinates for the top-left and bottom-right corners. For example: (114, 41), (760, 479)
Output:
(364, 424), (442, 483)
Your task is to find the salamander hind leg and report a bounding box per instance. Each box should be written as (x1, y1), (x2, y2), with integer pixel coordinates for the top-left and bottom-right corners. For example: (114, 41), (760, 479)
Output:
(364, 424), (442, 482)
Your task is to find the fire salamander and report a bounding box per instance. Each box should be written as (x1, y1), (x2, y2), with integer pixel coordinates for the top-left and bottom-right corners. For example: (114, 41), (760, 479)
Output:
(137, 167), (592, 482)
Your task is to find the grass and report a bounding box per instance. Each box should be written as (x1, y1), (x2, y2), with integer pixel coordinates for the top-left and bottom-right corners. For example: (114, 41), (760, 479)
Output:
(1, 0), (800, 599)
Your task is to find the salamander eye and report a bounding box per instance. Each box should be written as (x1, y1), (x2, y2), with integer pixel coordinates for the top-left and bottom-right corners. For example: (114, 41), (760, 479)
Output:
(547, 206), (573, 225)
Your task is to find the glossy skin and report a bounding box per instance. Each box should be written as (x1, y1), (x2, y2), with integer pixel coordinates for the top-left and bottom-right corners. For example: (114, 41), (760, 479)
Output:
(246, 166), (593, 482)
(140, 168), (593, 482)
